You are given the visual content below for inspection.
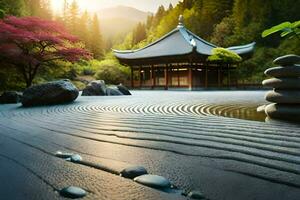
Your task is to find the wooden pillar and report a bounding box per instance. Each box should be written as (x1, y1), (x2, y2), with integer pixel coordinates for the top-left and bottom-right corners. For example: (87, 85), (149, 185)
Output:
(130, 67), (134, 88)
(139, 66), (142, 88)
(152, 65), (156, 88)
(150, 65), (154, 89)
(177, 67), (180, 87)
(205, 66), (208, 88)
(164, 64), (169, 90)
(227, 64), (230, 87)
(218, 68), (221, 87)
(235, 65), (239, 88)
(188, 67), (193, 90)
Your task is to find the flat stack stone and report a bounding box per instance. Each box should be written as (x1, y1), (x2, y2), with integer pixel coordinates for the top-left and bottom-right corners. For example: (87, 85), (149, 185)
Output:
(262, 54), (300, 122)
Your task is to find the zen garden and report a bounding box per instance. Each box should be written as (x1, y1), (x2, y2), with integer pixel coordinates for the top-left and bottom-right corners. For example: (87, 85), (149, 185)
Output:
(0, 0), (300, 200)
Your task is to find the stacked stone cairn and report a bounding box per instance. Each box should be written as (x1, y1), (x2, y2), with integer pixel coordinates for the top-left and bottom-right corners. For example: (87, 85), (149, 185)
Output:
(262, 54), (300, 122)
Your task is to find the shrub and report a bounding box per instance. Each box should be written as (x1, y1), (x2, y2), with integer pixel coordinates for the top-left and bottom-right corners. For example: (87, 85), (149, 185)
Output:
(207, 48), (242, 63)
(94, 59), (130, 85)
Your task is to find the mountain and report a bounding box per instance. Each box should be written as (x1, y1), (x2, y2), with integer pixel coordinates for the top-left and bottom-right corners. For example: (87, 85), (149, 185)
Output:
(99, 5), (150, 22)
(98, 6), (151, 40)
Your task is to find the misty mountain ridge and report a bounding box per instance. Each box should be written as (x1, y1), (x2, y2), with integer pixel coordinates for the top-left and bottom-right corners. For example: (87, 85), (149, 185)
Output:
(98, 5), (151, 40)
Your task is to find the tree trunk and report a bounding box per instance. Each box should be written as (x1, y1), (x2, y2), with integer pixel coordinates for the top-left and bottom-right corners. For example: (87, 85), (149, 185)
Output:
(17, 65), (32, 88)
(25, 78), (33, 88)
(19, 64), (39, 88)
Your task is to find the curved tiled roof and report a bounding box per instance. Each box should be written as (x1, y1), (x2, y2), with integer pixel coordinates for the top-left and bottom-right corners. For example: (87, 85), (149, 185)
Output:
(113, 16), (255, 60)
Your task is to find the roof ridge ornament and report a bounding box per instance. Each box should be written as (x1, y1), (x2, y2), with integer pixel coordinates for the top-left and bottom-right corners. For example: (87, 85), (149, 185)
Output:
(177, 15), (184, 28)
(190, 37), (197, 48)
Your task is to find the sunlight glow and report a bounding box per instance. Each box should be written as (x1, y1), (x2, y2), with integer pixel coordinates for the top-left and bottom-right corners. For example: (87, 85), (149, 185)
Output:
(50, 0), (180, 13)
(51, 0), (96, 13)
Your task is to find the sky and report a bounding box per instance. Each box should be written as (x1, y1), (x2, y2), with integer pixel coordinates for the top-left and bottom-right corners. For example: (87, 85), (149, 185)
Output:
(51, 0), (181, 13)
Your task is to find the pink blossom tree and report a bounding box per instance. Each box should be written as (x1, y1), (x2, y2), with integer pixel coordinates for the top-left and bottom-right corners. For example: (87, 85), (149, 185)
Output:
(0, 16), (91, 87)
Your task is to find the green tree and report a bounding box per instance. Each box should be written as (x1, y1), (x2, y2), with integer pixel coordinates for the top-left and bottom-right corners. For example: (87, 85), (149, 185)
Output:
(196, 0), (234, 38)
(90, 14), (103, 59)
(62, 0), (69, 24)
(132, 22), (147, 45)
(152, 5), (166, 27)
(78, 10), (91, 47)
(211, 17), (235, 46)
(68, 0), (79, 34)
(168, 3), (174, 11)
(25, 0), (52, 19)
(146, 14), (154, 30)
(0, 0), (26, 17)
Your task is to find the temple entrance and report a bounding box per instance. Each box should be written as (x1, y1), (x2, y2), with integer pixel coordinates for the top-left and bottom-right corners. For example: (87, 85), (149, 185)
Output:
(114, 15), (254, 90)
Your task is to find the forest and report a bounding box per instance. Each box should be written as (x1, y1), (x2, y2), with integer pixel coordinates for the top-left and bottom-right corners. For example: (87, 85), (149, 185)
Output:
(0, 0), (299, 90)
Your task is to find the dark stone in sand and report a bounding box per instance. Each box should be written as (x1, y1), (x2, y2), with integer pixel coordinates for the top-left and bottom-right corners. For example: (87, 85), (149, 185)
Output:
(262, 78), (300, 89)
(55, 151), (73, 159)
(188, 190), (206, 199)
(21, 80), (78, 107)
(134, 175), (171, 189)
(273, 54), (300, 66)
(0, 91), (22, 104)
(82, 80), (106, 96)
(265, 103), (300, 122)
(265, 66), (300, 78)
(117, 84), (131, 95)
(265, 90), (300, 104)
(60, 186), (87, 198)
(120, 166), (148, 179)
(106, 87), (123, 96)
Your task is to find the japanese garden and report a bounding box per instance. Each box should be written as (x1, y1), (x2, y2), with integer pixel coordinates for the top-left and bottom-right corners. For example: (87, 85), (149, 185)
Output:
(0, 0), (299, 200)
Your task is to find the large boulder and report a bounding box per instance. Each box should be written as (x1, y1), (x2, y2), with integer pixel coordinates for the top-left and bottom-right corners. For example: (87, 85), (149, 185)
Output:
(82, 80), (106, 96)
(0, 91), (22, 104)
(117, 84), (131, 95)
(21, 80), (79, 107)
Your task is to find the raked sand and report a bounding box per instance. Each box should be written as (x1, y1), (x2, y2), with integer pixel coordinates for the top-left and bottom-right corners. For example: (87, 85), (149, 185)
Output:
(0, 91), (299, 200)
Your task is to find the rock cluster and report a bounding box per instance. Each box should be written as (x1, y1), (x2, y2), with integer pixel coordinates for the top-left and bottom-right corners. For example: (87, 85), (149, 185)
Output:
(0, 91), (22, 104)
(82, 80), (106, 96)
(262, 54), (300, 121)
(22, 80), (79, 107)
(82, 80), (131, 96)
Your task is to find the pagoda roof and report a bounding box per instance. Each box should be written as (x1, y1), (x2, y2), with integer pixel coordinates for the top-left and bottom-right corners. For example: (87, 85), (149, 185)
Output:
(113, 15), (255, 61)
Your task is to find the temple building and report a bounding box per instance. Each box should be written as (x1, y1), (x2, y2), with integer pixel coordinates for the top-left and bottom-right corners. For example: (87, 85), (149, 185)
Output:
(113, 16), (255, 90)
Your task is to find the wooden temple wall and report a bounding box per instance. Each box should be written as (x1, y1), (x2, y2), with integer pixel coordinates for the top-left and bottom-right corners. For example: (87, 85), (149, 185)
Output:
(130, 64), (237, 90)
